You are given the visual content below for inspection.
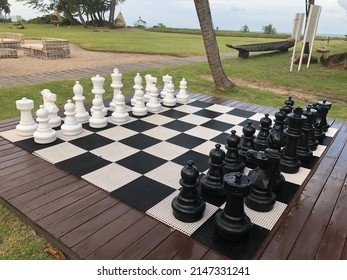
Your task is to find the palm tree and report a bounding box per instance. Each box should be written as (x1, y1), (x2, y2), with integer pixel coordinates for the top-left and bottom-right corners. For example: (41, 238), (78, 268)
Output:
(193, 0), (234, 90)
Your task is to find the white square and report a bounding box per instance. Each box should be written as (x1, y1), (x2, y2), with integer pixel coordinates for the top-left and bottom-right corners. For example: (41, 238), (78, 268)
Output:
(34, 142), (86, 164)
(140, 114), (174, 126)
(206, 104), (234, 113)
(142, 126), (181, 141)
(282, 167), (311, 185)
(192, 140), (220, 155)
(185, 126), (222, 140)
(90, 142), (139, 162)
(215, 114), (246, 125)
(56, 128), (93, 141)
(82, 163), (141, 192)
(312, 145), (326, 157)
(173, 104), (203, 114)
(144, 141), (188, 161)
(96, 125), (138, 141)
(146, 191), (219, 236)
(0, 129), (32, 142)
(325, 127), (338, 138)
(179, 114), (210, 125)
(145, 162), (183, 189)
(107, 116), (136, 125)
(228, 124), (244, 136)
(249, 113), (275, 122)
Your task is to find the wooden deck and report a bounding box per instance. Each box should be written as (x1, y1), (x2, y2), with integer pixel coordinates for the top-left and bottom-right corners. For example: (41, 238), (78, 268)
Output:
(0, 93), (346, 260)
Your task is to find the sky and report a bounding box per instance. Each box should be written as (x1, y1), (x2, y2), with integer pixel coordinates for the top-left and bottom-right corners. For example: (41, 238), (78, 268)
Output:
(6, 0), (347, 35)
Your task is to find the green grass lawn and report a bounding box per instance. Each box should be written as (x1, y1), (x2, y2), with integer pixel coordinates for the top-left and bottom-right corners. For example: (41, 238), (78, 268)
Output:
(0, 23), (346, 259)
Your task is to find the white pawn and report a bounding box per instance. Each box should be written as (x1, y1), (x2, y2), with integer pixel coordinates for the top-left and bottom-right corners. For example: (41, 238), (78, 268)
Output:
(144, 74), (157, 102)
(131, 73), (143, 106)
(91, 74), (107, 116)
(15, 97), (38, 136)
(163, 81), (176, 107)
(89, 95), (108, 128)
(33, 105), (57, 144)
(176, 78), (189, 103)
(161, 74), (172, 98)
(111, 94), (129, 123)
(146, 86), (162, 113)
(73, 81), (90, 123)
(61, 100), (82, 136)
(109, 68), (124, 111)
(132, 88), (148, 117)
(41, 89), (61, 128)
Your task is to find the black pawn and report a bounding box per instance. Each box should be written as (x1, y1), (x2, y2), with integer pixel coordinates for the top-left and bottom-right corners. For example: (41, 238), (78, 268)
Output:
(284, 96), (295, 107)
(201, 144), (226, 197)
(280, 107), (307, 174)
(254, 113), (272, 151)
(215, 172), (252, 242)
(223, 130), (245, 174)
(273, 109), (286, 135)
(238, 122), (256, 163)
(172, 160), (206, 222)
(297, 106), (315, 162)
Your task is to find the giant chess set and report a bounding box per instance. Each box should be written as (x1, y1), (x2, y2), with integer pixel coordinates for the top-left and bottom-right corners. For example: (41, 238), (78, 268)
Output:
(0, 68), (337, 259)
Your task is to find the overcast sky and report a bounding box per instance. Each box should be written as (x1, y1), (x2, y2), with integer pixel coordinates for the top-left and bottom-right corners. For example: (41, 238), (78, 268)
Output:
(6, 0), (347, 35)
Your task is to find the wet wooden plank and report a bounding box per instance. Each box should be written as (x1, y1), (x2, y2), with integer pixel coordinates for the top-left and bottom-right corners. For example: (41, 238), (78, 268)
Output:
(172, 240), (209, 260)
(144, 229), (191, 260)
(114, 222), (172, 259)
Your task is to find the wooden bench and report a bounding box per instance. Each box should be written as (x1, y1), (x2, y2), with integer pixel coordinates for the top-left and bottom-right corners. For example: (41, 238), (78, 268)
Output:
(22, 37), (71, 59)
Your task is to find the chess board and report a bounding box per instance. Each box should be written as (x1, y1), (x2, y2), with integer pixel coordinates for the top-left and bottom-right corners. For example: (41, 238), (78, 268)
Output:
(0, 99), (338, 259)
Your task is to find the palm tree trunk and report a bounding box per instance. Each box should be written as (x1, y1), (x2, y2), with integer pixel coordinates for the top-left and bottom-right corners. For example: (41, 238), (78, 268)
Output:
(194, 0), (234, 89)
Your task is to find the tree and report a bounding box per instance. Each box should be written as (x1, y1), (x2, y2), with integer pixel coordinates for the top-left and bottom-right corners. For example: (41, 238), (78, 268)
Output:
(240, 24), (250, 33)
(262, 23), (277, 34)
(0, 0), (10, 16)
(193, 0), (234, 90)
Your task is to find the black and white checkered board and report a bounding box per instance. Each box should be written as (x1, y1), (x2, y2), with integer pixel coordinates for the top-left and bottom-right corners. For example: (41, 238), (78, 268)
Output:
(1, 99), (337, 259)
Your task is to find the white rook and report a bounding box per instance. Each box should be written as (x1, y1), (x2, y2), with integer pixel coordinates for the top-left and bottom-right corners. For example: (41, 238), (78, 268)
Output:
(15, 97), (38, 136)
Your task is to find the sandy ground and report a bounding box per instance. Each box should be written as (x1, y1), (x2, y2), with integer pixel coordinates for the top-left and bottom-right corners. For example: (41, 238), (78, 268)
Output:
(0, 40), (175, 77)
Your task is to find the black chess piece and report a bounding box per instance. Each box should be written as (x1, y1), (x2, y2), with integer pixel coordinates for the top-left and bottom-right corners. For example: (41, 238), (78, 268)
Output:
(201, 144), (226, 197)
(281, 97), (294, 128)
(238, 122), (256, 163)
(245, 149), (281, 212)
(280, 107), (307, 174)
(273, 109), (286, 134)
(284, 96), (294, 108)
(215, 172), (252, 242)
(297, 106), (315, 162)
(223, 130), (245, 174)
(254, 114), (272, 151)
(172, 160), (206, 222)
(314, 100), (332, 143)
(306, 105), (319, 151)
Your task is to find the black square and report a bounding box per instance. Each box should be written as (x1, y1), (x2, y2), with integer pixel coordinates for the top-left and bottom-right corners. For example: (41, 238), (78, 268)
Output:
(166, 133), (205, 149)
(119, 133), (161, 150)
(14, 137), (64, 153)
(192, 211), (269, 260)
(172, 150), (210, 173)
(163, 120), (196, 132)
(121, 120), (157, 132)
(69, 134), (114, 151)
(110, 176), (176, 212)
(201, 120), (234, 132)
(159, 109), (188, 119)
(193, 109), (223, 119)
(116, 151), (167, 174)
(188, 100), (212, 108)
(227, 108), (256, 118)
(300, 155), (319, 170)
(274, 181), (300, 204)
(210, 132), (230, 145)
(56, 152), (112, 176)
(82, 122), (116, 132)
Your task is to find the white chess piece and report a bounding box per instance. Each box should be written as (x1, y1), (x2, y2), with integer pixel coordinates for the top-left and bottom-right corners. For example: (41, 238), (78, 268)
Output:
(33, 105), (57, 144)
(73, 81), (90, 123)
(41, 89), (61, 128)
(161, 74), (172, 98)
(131, 73), (143, 106)
(144, 74), (157, 102)
(176, 78), (189, 103)
(91, 74), (107, 116)
(146, 86), (162, 113)
(109, 68), (124, 111)
(61, 100), (82, 136)
(132, 88), (148, 117)
(162, 81), (176, 107)
(89, 95), (108, 128)
(111, 94), (129, 123)
(15, 97), (38, 136)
